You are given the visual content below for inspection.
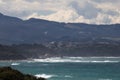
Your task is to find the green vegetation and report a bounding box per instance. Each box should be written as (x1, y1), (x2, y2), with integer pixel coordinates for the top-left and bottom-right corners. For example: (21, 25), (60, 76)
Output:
(0, 67), (46, 80)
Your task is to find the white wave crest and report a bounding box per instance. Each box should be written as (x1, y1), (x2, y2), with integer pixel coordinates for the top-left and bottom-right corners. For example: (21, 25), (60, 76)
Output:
(35, 74), (56, 79)
(11, 63), (20, 66)
(98, 79), (112, 80)
(65, 75), (72, 78)
(32, 57), (120, 63)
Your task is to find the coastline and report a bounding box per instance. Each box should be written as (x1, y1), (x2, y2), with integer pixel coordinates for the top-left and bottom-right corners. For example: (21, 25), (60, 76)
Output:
(0, 67), (46, 80)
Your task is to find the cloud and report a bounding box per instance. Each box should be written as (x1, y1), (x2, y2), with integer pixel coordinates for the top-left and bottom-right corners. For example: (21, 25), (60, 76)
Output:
(69, 1), (101, 19)
(27, 9), (79, 22)
(0, 0), (120, 24)
(93, 0), (120, 3)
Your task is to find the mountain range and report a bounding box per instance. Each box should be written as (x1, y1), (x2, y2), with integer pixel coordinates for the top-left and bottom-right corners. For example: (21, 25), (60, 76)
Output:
(0, 13), (120, 45)
(0, 13), (120, 59)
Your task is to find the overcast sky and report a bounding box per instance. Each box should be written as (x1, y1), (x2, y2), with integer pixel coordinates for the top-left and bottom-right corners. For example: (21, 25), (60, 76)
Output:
(0, 0), (120, 24)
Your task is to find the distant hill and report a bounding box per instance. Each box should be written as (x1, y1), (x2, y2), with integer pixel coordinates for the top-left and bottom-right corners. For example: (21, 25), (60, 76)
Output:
(0, 43), (120, 60)
(0, 13), (120, 59)
(0, 13), (120, 45)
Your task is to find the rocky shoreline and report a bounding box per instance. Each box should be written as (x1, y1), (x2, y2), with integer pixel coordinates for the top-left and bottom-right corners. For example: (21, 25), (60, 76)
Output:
(0, 67), (46, 80)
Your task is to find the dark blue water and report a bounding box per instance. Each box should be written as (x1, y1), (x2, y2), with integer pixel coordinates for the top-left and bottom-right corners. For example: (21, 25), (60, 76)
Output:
(0, 57), (120, 80)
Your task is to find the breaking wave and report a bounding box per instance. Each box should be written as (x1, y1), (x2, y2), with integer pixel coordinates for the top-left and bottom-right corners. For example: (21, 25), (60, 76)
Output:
(11, 63), (20, 66)
(64, 75), (72, 78)
(31, 57), (120, 63)
(35, 74), (56, 79)
(98, 79), (112, 80)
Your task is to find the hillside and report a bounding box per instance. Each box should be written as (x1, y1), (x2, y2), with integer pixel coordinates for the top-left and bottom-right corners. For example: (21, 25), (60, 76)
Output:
(0, 13), (120, 59)
(0, 43), (120, 60)
(0, 13), (120, 45)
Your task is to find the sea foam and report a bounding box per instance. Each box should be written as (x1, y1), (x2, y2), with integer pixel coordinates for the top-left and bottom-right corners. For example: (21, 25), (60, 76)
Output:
(11, 63), (20, 66)
(32, 57), (120, 63)
(35, 74), (56, 79)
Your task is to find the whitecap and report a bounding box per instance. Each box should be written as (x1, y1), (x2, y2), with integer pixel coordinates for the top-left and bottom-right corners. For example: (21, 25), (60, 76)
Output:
(98, 78), (112, 80)
(32, 57), (120, 63)
(11, 63), (20, 66)
(65, 75), (72, 78)
(91, 60), (119, 63)
(35, 74), (56, 79)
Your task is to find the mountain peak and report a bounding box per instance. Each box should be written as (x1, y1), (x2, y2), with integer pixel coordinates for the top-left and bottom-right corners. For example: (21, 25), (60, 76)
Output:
(28, 18), (49, 22)
(26, 18), (53, 23)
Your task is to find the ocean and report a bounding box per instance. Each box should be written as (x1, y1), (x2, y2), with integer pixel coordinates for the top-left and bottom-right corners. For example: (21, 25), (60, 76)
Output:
(0, 57), (120, 80)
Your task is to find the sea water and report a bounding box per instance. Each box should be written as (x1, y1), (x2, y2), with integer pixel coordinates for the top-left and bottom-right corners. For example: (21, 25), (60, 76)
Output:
(0, 57), (120, 80)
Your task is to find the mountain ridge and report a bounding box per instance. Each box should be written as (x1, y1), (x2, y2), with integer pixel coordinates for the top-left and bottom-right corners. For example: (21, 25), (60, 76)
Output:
(0, 12), (120, 45)
(1, 12), (120, 25)
(0, 13), (120, 59)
